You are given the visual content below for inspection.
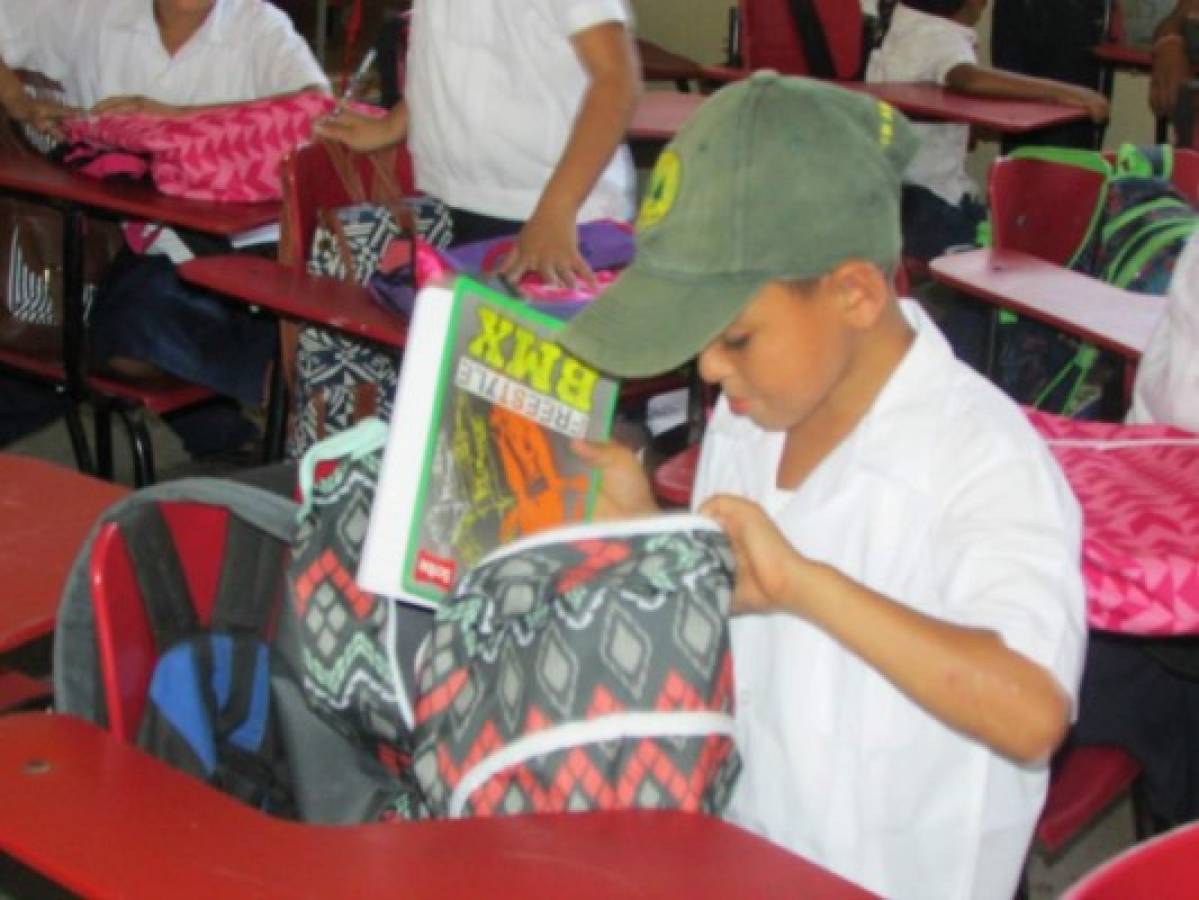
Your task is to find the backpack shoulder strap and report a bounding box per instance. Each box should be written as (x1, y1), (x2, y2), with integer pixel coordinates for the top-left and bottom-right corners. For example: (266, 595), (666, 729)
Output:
(786, 0), (838, 79)
(54, 478), (300, 720)
(112, 501), (199, 652)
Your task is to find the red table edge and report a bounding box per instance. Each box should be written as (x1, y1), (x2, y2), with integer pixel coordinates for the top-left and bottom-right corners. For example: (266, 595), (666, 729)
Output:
(928, 248), (1164, 360)
(178, 255), (407, 350)
(0, 712), (876, 899)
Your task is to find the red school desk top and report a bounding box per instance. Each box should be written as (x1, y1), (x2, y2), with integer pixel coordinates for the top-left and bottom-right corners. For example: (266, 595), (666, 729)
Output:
(0, 712), (876, 900)
(0, 454), (127, 654)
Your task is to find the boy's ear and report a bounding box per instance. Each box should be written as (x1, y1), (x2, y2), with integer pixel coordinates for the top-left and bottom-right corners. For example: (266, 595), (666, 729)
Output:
(830, 259), (892, 330)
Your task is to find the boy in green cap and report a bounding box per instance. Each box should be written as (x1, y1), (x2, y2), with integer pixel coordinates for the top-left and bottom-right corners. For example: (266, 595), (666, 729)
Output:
(560, 73), (1085, 900)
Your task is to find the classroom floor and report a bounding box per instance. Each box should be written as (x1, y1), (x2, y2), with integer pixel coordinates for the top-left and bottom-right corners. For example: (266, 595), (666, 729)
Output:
(0, 408), (1149, 897)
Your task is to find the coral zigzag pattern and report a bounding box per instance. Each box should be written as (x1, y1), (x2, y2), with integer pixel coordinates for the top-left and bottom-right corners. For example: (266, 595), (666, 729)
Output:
(63, 92), (350, 203)
(1027, 410), (1199, 635)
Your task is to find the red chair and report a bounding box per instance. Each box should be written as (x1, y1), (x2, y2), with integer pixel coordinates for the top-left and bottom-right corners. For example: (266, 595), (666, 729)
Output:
(1063, 820), (1199, 900)
(735, 0), (864, 80)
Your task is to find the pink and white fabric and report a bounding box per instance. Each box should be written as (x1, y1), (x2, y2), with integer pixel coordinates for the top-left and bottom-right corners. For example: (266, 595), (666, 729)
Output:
(1027, 410), (1199, 636)
(63, 92), (373, 204)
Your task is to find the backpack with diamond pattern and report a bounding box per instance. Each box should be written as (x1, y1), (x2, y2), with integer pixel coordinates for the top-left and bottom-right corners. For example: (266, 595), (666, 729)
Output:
(285, 142), (452, 458)
(411, 516), (742, 819)
(278, 419), (433, 821)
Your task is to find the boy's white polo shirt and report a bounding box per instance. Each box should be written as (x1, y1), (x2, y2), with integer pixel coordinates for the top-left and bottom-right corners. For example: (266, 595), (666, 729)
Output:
(692, 301), (1086, 900)
(866, 4), (978, 204)
(1128, 233), (1199, 430)
(406, 0), (636, 223)
(0, 0), (328, 108)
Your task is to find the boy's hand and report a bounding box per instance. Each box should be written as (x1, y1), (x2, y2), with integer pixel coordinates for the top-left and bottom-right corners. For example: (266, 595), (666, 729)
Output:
(315, 106), (406, 152)
(571, 438), (657, 520)
(1059, 85), (1109, 123)
(700, 494), (805, 615)
(1150, 41), (1191, 118)
(3, 93), (78, 138)
(498, 203), (596, 289)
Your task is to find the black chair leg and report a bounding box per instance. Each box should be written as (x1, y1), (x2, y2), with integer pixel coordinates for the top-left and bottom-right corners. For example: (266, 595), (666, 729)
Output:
(113, 405), (155, 487)
(59, 389), (94, 475)
(93, 402), (114, 480)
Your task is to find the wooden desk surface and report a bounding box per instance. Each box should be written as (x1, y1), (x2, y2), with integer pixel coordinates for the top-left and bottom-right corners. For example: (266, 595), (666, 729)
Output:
(929, 248), (1166, 360)
(0, 455), (127, 653)
(179, 255), (407, 350)
(0, 713), (875, 900)
(845, 82), (1090, 133)
(0, 145), (279, 236)
(631, 82), (1089, 143)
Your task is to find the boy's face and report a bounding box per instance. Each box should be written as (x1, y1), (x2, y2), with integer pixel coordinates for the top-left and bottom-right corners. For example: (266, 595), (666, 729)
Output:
(697, 278), (854, 433)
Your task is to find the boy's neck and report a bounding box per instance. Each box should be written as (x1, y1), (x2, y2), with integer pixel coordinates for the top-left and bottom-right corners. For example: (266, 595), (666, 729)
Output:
(154, 2), (214, 56)
(776, 306), (915, 491)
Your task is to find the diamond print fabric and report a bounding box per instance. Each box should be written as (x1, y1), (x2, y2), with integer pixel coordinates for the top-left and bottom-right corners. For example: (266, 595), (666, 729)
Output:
(412, 516), (741, 818)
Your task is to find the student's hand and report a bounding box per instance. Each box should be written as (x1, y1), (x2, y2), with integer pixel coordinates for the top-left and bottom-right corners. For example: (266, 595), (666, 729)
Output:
(314, 106), (407, 152)
(91, 96), (184, 117)
(498, 204), (596, 289)
(571, 438), (658, 520)
(1057, 85), (1110, 123)
(2, 93), (78, 139)
(1151, 41), (1191, 118)
(700, 494), (807, 616)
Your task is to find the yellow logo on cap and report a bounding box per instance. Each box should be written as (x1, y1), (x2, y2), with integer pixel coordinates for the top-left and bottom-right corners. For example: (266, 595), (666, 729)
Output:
(638, 150), (682, 229)
(878, 101), (895, 148)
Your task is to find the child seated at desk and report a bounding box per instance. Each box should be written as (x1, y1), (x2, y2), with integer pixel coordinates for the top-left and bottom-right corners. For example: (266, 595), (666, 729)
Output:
(558, 74), (1087, 900)
(0, 0), (328, 459)
(315, 0), (641, 289)
(867, 0), (1110, 262)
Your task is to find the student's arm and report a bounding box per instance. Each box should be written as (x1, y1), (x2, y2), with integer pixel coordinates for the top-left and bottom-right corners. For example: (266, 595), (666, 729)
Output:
(89, 86), (329, 118)
(944, 63), (1109, 122)
(498, 21), (643, 288)
(1150, 0), (1199, 117)
(701, 494), (1073, 766)
(314, 101), (409, 152)
(0, 60), (77, 137)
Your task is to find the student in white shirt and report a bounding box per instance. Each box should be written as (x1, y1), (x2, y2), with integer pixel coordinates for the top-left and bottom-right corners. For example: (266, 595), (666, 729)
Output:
(316, 0), (640, 288)
(558, 74), (1086, 899)
(0, 0), (328, 459)
(866, 0), (1108, 261)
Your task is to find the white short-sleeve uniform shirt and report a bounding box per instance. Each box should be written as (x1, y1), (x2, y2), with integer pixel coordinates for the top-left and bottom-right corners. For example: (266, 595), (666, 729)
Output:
(1128, 233), (1199, 430)
(0, 0), (328, 108)
(692, 302), (1087, 900)
(406, 0), (636, 223)
(866, 4), (978, 204)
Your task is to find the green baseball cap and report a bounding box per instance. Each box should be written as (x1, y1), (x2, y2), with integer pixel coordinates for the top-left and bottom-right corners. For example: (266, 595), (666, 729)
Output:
(559, 72), (919, 378)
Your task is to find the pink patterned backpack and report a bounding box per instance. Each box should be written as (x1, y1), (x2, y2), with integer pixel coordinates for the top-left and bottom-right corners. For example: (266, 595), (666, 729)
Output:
(62, 92), (367, 204)
(1028, 410), (1199, 636)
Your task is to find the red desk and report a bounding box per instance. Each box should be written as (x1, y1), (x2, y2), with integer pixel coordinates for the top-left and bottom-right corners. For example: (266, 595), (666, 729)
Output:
(1092, 42), (1152, 71)
(0, 713), (875, 900)
(0, 454), (127, 709)
(929, 248), (1165, 360)
(630, 83), (1089, 144)
(179, 255), (407, 351)
(846, 82), (1090, 133)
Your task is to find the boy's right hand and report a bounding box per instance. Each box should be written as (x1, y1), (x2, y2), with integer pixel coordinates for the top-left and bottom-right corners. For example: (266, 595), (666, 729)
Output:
(571, 438), (659, 520)
(1059, 85), (1110, 123)
(314, 106), (406, 152)
(2, 93), (77, 139)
